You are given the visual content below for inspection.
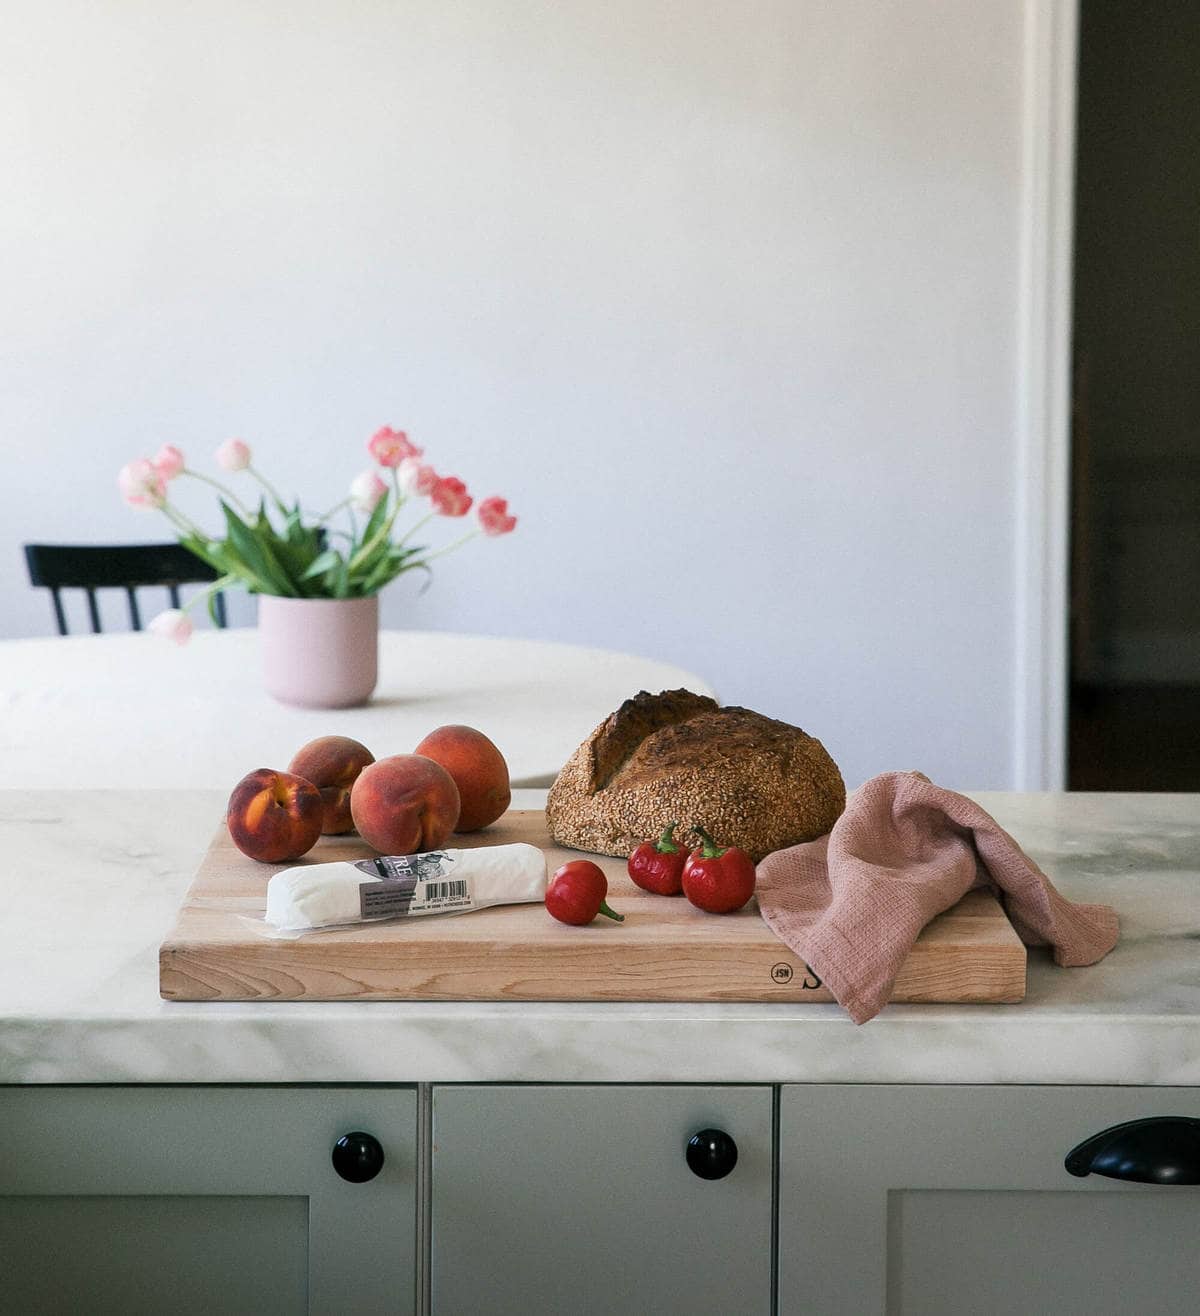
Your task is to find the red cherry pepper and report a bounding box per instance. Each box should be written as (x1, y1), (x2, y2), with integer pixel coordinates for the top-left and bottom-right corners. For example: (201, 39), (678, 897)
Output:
(627, 822), (687, 896)
(681, 826), (757, 914)
(546, 860), (625, 926)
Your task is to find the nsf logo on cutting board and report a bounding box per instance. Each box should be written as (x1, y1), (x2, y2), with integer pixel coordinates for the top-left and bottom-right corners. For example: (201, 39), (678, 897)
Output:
(771, 962), (823, 989)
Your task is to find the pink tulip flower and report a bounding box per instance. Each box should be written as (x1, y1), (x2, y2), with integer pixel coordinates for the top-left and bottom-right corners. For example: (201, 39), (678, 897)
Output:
(368, 426), (422, 468)
(430, 475), (472, 517)
(148, 608), (193, 645)
(153, 444), (185, 481)
(397, 457), (439, 496)
(477, 495), (518, 536)
(349, 469), (388, 513)
(216, 437), (252, 471)
(117, 458), (167, 509)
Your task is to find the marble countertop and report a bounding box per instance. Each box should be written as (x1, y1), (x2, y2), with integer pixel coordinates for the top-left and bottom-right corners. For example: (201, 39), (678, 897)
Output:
(1, 789), (1197, 1086)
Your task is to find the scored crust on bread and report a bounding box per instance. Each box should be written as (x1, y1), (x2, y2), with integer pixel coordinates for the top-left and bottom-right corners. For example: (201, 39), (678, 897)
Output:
(547, 689), (846, 863)
(585, 688), (719, 793)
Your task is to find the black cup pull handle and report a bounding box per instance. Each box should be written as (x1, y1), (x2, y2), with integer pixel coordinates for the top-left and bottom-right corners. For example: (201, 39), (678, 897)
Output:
(332, 1131), (385, 1183)
(686, 1128), (738, 1180)
(1065, 1117), (1200, 1185)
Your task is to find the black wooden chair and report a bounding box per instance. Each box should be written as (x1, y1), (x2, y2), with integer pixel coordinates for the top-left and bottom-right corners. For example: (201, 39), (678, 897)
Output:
(24, 543), (228, 635)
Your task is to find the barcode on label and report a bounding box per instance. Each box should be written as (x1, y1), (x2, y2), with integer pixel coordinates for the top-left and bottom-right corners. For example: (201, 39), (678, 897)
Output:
(423, 880), (468, 901)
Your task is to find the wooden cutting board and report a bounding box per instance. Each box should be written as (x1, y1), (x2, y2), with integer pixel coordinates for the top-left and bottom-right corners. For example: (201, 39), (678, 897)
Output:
(160, 810), (1026, 1004)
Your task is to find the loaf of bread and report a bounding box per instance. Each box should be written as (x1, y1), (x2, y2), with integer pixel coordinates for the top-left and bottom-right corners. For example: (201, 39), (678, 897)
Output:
(546, 689), (845, 862)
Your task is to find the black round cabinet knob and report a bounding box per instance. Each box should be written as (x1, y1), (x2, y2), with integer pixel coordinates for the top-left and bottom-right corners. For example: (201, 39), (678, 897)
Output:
(686, 1128), (738, 1180)
(332, 1131), (385, 1183)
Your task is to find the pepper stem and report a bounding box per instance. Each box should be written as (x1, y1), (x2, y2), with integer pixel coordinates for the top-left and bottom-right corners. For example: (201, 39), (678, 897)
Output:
(693, 825), (726, 860)
(656, 822), (681, 854)
(597, 900), (625, 922)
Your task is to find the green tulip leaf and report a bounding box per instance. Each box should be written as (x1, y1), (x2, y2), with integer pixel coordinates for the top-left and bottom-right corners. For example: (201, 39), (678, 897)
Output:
(301, 548), (343, 580)
(220, 501), (297, 596)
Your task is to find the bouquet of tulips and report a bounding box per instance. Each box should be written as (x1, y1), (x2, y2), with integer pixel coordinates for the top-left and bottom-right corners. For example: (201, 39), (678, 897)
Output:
(118, 426), (517, 643)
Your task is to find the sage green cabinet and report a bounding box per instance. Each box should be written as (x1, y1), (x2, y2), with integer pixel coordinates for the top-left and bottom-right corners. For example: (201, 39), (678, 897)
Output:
(430, 1084), (773, 1315)
(779, 1085), (1200, 1315)
(0, 1086), (417, 1315)
(7, 1080), (1198, 1314)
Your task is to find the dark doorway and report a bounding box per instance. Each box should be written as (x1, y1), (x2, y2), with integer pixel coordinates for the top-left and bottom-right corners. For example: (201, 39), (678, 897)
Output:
(1068, 1), (1200, 790)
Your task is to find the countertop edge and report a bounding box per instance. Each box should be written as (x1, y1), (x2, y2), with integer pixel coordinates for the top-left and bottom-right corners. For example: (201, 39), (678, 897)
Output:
(3, 1014), (1198, 1087)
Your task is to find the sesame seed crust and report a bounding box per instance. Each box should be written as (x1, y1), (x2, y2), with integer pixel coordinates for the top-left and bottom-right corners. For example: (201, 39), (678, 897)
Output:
(546, 689), (846, 862)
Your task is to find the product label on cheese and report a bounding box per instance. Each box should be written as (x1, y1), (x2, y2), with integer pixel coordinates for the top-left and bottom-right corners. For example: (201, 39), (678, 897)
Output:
(353, 852), (475, 918)
(263, 843), (547, 935)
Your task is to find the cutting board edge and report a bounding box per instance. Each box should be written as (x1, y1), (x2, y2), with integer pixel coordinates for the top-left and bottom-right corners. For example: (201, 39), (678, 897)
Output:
(158, 932), (1027, 1004)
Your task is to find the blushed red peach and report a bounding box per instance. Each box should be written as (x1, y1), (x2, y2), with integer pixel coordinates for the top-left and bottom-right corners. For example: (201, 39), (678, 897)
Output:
(413, 725), (511, 832)
(350, 754), (460, 855)
(287, 735), (375, 835)
(227, 768), (323, 863)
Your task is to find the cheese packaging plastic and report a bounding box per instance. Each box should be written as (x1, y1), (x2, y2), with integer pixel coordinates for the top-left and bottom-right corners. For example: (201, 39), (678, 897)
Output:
(264, 842), (547, 934)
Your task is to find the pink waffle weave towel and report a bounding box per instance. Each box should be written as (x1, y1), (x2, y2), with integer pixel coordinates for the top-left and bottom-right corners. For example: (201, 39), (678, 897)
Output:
(756, 771), (1119, 1024)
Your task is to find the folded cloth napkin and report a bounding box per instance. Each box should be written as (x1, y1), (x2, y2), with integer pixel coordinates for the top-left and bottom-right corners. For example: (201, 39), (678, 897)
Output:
(756, 770), (1119, 1024)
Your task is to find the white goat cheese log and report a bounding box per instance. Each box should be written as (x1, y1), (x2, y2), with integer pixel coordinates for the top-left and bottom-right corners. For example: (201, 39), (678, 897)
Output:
(265, 843), (547, 932)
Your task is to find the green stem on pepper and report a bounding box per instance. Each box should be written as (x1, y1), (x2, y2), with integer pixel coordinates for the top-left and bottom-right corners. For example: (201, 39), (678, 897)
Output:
(693, 826), (726, 859)
(655, 822), (682, 853)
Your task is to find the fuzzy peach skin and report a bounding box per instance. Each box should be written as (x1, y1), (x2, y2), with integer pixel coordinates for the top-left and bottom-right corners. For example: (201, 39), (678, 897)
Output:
(350, 754), (461, 854)
(227, 768), (323, 863)
(413, 724), (511, 832)
(287, 736), (375, 834)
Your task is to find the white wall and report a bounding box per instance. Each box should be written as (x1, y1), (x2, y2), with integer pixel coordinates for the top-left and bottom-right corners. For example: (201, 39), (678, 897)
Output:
(0, 0), (1027, 790)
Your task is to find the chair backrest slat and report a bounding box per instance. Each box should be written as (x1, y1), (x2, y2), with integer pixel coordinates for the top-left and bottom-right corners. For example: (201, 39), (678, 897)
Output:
(24, 543), (228, 637)
(50, 588), (68, 638)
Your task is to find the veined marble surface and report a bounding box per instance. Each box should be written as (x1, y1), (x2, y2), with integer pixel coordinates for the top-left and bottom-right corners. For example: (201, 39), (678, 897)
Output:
(0, 789), (1197, 1086)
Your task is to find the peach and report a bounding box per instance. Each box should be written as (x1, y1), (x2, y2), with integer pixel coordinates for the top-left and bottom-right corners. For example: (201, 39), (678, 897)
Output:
(227, 768), (323, 863)
(413, 724), (511, 832)
(350, 754), (461, 855)
(287, 735), (375, 834)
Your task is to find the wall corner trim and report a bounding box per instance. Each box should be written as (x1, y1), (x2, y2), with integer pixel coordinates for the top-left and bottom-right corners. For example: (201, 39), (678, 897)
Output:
(1013, 0), (1078, 790)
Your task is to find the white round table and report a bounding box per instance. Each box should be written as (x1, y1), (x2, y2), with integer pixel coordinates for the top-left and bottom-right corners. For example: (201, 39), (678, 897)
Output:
(0, 629), (714, 791)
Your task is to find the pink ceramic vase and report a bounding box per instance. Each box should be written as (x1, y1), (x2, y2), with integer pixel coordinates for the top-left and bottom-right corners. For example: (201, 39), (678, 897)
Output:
(258, 594), (379, 708)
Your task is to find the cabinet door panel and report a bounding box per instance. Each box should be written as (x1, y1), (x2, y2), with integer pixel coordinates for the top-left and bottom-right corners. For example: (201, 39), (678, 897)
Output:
(892, 1187), (1200, 1315)
(0, 1195), (308, 1314)
(0, 1086), (416, 1316)
(780, 1085), (1200, 1316)
(432, 1084), (772, 1316)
